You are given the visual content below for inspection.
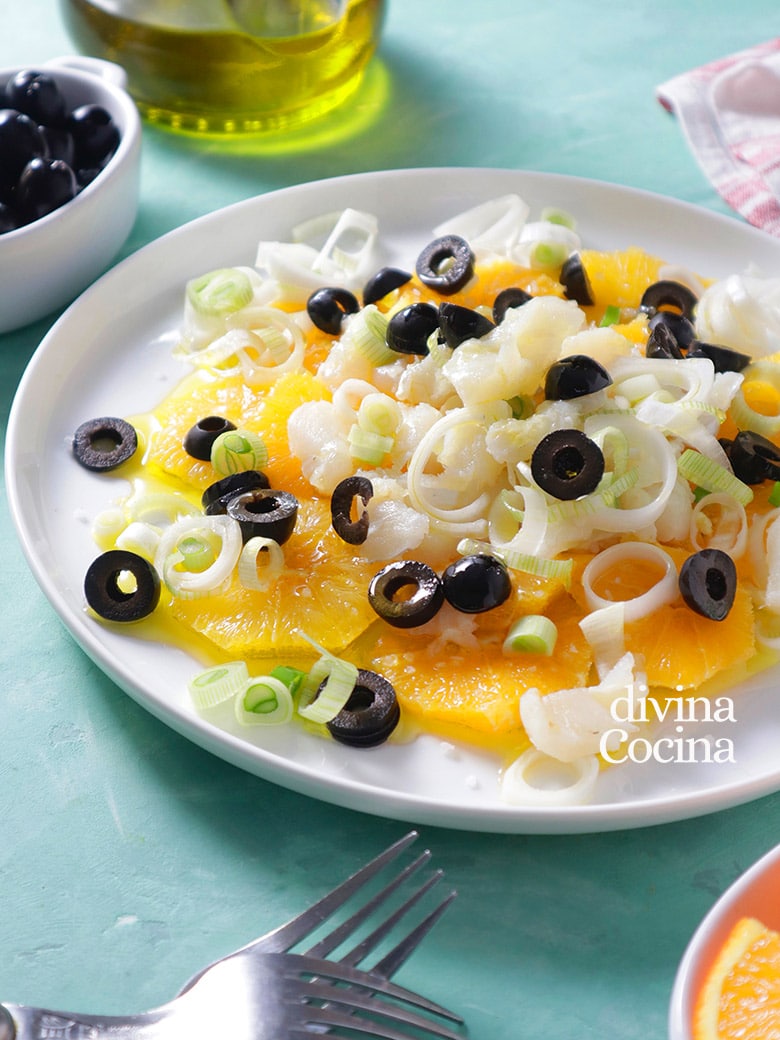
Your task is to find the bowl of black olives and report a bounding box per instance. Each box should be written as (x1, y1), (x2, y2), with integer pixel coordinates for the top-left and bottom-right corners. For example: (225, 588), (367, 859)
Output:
(0, 56), (141, 334)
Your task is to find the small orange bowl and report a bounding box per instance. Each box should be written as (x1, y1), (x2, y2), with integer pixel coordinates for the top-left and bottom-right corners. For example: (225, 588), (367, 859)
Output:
(669, 841), (780, 1039)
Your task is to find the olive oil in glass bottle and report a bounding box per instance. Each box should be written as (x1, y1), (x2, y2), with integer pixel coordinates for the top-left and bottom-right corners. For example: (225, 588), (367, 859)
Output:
(59, 0), (386, 135)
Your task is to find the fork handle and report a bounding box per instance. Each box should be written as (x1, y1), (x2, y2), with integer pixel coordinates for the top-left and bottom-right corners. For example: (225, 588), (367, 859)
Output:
(1, 1002), (166, 1040)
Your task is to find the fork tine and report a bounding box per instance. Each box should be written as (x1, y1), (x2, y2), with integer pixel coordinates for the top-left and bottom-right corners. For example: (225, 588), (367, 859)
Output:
(368, 889), (458, 981)
(294, 999), (464, 1040)
(280, 953), (464, 1024)
(251, 832), (421, 955)
(305, 853), (435, 961)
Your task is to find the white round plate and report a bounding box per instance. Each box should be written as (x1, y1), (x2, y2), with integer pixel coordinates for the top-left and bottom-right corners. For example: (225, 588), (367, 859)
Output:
(7, 167), (780, 834)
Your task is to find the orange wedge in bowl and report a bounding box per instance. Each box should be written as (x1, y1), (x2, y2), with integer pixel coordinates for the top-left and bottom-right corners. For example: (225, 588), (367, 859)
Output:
(693, 916), (780, 1040)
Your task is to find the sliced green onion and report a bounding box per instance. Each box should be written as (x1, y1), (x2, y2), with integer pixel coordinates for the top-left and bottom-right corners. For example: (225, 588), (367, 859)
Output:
(457, 538), (573, 589)
(693, 486), (710, 503)
(156, 515), (243, 599)
(503, 615), (558, 655)
(507, 395), (535, 419)
(677, 448), (753, 506)
(189, 660), (249, 710)
(501, 748), (599, 807)
(347, 305), (396, 366)
(211, 429), (269, 476)
(546, 466), (639, 524)
(296, 632), (359, 724)
(235, 675), (294, 726)
(348, 424), (394, 465)
(238, 536), (284, 590)
(531, 241), (569, 269)
(177, 534), (218, 573)
(254, 325), (290, 363)
(270, 665), (307, 698)
(92, 507), (127, 544)
(599, 305), (621, 327)
(540, 206), (576, 229)
(186, 268), (253, 317)
(357, 393), (401, 437)
(770, 482), (780, 508)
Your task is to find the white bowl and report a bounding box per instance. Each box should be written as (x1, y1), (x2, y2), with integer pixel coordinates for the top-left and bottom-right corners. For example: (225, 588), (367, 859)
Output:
(669, 841), (780, 1039)
(0, 56), (141, 334)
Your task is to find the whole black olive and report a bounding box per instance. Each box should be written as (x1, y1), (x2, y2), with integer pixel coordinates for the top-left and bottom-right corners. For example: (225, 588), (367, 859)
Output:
(530, 428), (605, 500)
(17, 155), (78, 222)
(6, 69), (66, 126)
(68, 103), (120, 168)
(678, 548), (737, 621)
(386, 302), (439, 356)
(415, 234), (475, 295)
(647, 310), (696, 351)
(330, 475), (373, 545)
(72, 416), (138, 471)
(84, 549), (161, 623)
(559, 253), (594, 306)
(544, 354), (612, 400)
(362, 266), (412, 305)
(325, 668), (401, 747)
(202, 469), (270, 513)
(0, 108), (47, 194)
(723, 430), (780, 484)
(0, 199), (23, 233)
(441, 553), (512, 613)
(368, 560), (444, 628)
(639, 280), (698, 319)
(306, 286), (360, 335)
(492, 286), (532, 324)
(183, 415), (237, 462)
(438, 302), (495, 348)
(686, 339), (751, 374)
(225, 488), (298, 545)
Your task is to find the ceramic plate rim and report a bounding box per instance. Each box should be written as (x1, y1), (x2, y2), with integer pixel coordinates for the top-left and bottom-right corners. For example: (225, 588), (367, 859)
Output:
(7, 166), (780, 834)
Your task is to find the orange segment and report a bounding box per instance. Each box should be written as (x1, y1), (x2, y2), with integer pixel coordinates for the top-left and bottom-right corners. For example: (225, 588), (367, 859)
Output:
(371, 597), (592, 735)
(694, 916), (780, 1040)
(144, 368), (330, 495)
(169, 496), (377, 657)
(580, 247), (665, 309)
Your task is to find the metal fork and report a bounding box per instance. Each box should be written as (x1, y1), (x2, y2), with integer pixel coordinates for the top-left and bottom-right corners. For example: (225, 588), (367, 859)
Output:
(1, 832), (465, 1040)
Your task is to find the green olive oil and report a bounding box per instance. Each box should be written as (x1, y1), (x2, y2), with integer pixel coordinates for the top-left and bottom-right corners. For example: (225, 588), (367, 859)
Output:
(59, 0), (385, 134)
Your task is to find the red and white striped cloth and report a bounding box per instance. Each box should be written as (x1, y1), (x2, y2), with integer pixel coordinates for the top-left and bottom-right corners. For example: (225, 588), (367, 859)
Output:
(657, 39), (780, 236)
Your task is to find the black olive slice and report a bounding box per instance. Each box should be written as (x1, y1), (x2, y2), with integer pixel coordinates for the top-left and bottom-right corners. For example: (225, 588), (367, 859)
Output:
(531, 428), (605, 500)
(441, 553), (511, 613)
(72, 416), (138, 471)
(686, 339), (751, 374)
(415, 234), (475, 295)
(645, 320), (684, 360)
(201, 469), (270, 512)
(325, 668), (400, 747)
(678, 548), (737, 621)
(306, 286), (360, 335)
(225, 488), (298, 545)
(438, 302), (495, 348)
(560, 253), (594, 306)
(84, 549), (161, 622)
(362, 266), (412, 305)
(647, 310), (696, 351)
(386, 302), (439, 356)
(330, 475), (374, 545)
(368, 560), (444, 628)
(493, 286), (532, 324)
(723, 430), (780, 484)
(639, 280), (698, 319)
(183, 415), (237, 462)
(544, 354), (612, 400)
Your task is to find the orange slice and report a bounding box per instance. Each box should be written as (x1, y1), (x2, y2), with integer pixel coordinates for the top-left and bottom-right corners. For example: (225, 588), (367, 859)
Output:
(694, 916), (780, 1040)
(169, 495), (377, 658)
(580, 247), (665, 309)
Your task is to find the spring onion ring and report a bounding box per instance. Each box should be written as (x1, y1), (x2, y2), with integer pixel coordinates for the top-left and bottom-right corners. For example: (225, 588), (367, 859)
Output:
(501, 748), (599, 807)
(581, 542), (678, 622)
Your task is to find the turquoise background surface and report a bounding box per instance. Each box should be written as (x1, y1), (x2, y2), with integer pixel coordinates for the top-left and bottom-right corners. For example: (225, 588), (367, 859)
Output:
(2, 3), (780, 1038)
